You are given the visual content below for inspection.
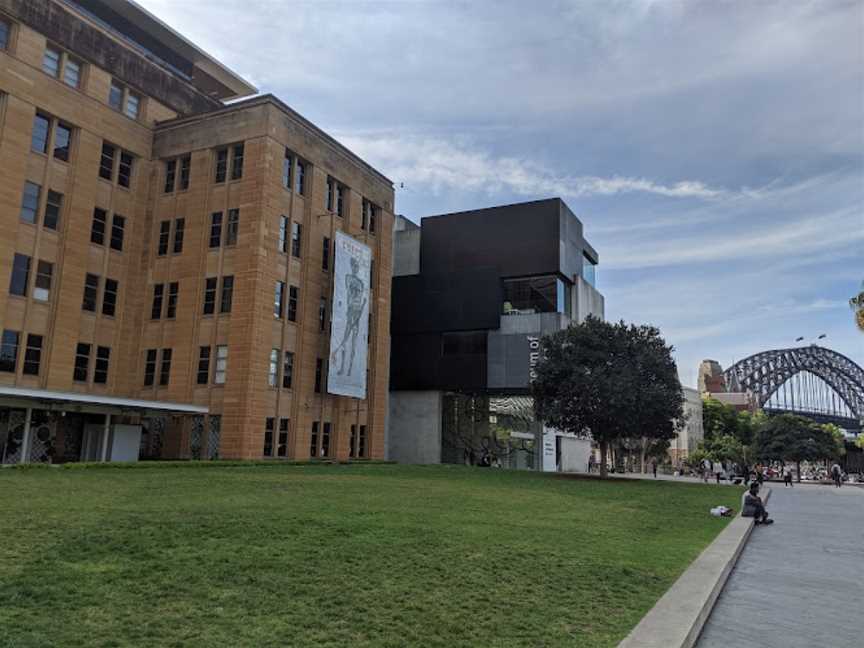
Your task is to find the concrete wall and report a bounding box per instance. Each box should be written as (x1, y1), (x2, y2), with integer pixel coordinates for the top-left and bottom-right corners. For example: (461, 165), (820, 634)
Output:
(573, 275), (605, 323)
(388, 390), (442, 464)
(561, 437), (592, 473)
(393, 228), (421, 277)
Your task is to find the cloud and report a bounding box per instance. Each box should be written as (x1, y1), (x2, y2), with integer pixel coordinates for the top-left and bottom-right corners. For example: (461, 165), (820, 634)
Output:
(336, 132), (724, 199)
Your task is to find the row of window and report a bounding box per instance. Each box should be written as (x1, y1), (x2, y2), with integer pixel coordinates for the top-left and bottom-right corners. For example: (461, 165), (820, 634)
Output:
(74, 343), (110, 384)
(282, 149), (308, 195)
(214, 144), (244, 183)
(267, 350), (295, 389)
(262, 419), (367, 458)
(20, 182), (62, 230)
(142, 345), (228, 388)
(157, 219), (185, 256)
(31, 112), (72, 161)
(91, 208), (126, 251)
(9, 254), (53, 304)
(196, 345), (228, 385)
(0, 330), (42, 376)
(209, 210), (239, 248)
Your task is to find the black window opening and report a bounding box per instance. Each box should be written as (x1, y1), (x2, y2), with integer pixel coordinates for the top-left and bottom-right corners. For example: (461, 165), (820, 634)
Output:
(158, 220), (170, 256)
(358, 425), (367, 458)
(322, 237), (330, 270)
(314, 358), (323, 393)
(291, 222), (302, 258)
(0, 330), (20, 373)
(220, 276), (234, 313)
(321, 422), (331, 457)
(99, 143), (115, 180)
(53, 122), (72, 162)
(214, 148), (228, 183)
(82, 273), (99, 311)
(277, 419), (289, 457)
(44, 190), (62, 230)
(319, 298), (327, 332)
(349, 425), (357, 458)
(102, 278), (118, 317)
(230, 143), (244, 180)
(118, 152), (133, 188)
(295, 161), (306, 195)
(33, 260), (52, 302)
(287, 285), (298, 322)
(173, 218), (185, 254)
(179, 155), (191, 190)
(159, 348), (172, 386)
(310, 421), (319, 458)
(9, 254), (31, 297)
(110, 215), (125, 251)
(22, 334), (42, 376)
(203, 277), (217, 315)
(197, 346), (211, 385)
(264, 418), (274, 457)
(166, 282), (179, 319)
(164, 159), (176, 193)
(226, 209), (239, 246)
(151, 283), (164, 319)
(73, 343), (91, 382)
(143, 349), (157, 386)
(502, 276), (570, 316)
(442, 331), (488, 356)
(282, 352), (294, 389)
(93, 346), (110, 384)
(209, 212), (223, 248)
(91, 208), (107, 245)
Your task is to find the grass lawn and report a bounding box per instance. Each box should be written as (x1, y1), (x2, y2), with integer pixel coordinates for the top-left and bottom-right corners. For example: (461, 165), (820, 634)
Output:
(0, 463), (740, 648)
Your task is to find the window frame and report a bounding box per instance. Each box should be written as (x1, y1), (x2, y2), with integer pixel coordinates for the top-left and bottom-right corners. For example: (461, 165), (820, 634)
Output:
(220, 276), (234, 314)
(82, 273), (99, 312)
(44, 190), (63, 230)
(287, 285), (298, 322)
(33, 260), (53, 302)
(0, 330), (20, 373)
(197, 346), (211, 385)
(93, 346), (110, 384)
(214, 345), (228, 385)
(282, 351), (294, 389)
(9, 253), (31, 297)
(143, 349), (157, 386)
(268, 349), (279, 387)
(74, 342), (91, 382)
(102, 278), (118, 317)
(158, 348), (172, 386)
(22, 334), (41, 376)
(20, 181), (41, 224)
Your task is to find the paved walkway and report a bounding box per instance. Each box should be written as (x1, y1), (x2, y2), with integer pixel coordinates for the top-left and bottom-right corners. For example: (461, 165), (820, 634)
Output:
(696, 484), (864, 647)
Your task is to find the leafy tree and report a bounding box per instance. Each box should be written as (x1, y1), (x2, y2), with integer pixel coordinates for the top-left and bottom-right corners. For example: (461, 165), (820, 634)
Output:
(702, 397), (759, 446)
(704, 434), (748, 468)
(850, 280), (864, 332)
(531, 317), (684, 478)
(752, 414), (840, 482)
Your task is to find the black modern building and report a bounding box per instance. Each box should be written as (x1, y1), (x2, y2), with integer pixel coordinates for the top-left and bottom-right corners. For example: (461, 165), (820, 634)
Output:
(388, 198), (604, 470)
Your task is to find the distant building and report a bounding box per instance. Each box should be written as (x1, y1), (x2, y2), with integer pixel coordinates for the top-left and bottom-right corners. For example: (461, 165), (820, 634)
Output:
(670, 387), (704, 464)
(388, 198), (604, 471)
(698, 359), (726, 393)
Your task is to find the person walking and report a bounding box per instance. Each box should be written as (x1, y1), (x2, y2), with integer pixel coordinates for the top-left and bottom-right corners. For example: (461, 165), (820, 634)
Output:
(831, 462), (843, 488)
(652, 461), (658, 479)
(714, 459), (723, 484)
(784, 465), (793, 488)
(702, 458), (711, 483)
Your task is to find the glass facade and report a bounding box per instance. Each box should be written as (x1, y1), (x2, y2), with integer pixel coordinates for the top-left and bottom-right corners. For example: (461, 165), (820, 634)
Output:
(502, 275), (570, 317)
(441, 393), (537, 470)
(582, 253), (597, 288)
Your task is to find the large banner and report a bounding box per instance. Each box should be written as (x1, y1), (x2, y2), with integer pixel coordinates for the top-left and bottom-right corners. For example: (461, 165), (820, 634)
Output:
(327, 230), (372, 399)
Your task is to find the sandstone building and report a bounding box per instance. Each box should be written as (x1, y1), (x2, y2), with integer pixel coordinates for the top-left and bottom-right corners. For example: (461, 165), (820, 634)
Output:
(0, 0), (393, 463)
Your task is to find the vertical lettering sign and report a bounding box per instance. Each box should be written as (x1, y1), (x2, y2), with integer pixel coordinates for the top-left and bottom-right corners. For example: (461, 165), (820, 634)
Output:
(528, 335), (541, 381)
(327, 230), (372, 398)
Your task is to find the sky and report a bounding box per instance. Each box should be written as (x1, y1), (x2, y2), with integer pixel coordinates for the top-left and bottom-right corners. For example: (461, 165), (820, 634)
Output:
(139, 0), (864, 386)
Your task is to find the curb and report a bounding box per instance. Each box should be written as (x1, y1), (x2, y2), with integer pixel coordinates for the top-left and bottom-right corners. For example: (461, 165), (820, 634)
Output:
(617, 488), (771, 648)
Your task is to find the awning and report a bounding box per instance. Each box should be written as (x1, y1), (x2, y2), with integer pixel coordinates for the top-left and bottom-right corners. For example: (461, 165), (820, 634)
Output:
(0, 385), (208, 416)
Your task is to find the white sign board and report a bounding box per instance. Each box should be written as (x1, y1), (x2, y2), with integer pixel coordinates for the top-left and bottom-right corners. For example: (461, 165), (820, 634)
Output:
(327, 231), (372, 399)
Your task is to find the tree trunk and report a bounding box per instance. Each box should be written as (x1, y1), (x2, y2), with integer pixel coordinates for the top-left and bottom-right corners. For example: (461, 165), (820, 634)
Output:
(640, 438), (647, 474)
(796, 460), (801, 483)
(599, 440), (608, 479)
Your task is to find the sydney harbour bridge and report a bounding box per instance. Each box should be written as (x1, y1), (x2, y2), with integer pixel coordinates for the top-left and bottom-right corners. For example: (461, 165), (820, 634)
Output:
(723, 345), (864, 433)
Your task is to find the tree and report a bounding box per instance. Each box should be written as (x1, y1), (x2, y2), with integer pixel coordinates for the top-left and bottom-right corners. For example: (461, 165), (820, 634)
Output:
(850, 280), (864, 332)
(703, 434), (748, 468)
(752, 414), (840, 482)
(531, 317), (684, 478)
(702, 397), (759, 446)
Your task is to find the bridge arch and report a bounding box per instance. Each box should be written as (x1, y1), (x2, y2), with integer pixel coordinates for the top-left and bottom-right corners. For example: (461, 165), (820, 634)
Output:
(723, 346), (864, 427)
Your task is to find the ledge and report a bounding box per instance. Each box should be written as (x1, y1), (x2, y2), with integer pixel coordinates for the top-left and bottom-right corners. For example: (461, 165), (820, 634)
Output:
(618, 488), (771, 648)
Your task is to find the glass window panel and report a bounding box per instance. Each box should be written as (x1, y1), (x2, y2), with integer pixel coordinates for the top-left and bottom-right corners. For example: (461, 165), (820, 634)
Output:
(82, 273), (99, 311)
(118, 151), (133, 187)
(197, 346), (210, 385)
(502, 276), (559, 315)
(44, 190), (62, 230)
(214, 345), (228, 384)
(0, 20), (10, 51)
(33, 260), (52, 301)
(63, 58), (81, 87)
(10, 254), (30, 297)
(74, 343), (91, 382)
(110, 214), (125, 251)
(31, 113), (50, 154)
(108, 81), (124, 110)
(42, 47), (60, 77)
(0, 330), (20, 373)
(173, 218), (185, 254)
(99, 143), (115, 180)
(20, 181), (40, 224)
(91, 208), (106, 245)
(53, 122), (71, 161)
(125, 92), (140, 119)
(102, 278), (118, 317)
(93, 346), (110, 384)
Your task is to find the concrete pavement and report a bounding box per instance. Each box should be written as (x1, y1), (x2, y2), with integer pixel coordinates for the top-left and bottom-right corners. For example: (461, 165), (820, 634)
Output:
(695, 484), (864, 647)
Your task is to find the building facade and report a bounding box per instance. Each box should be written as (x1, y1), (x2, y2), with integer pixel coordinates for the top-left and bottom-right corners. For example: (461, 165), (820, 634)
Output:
(0, 0), (393, 464)
(388, 199), (604, 470)
(669, 386), (704, 464)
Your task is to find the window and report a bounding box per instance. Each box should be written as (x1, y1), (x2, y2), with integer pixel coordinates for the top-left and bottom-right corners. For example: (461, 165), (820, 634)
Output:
(197, 347), (210, 385)
(143, 349), (157, 386)
(282, 149), (292, 188)
(291, 222), (302, 258)
(33, 260), (52, 302)
(110, 215), (125, 251)
(315, 358), (323, 393)
(42, 47), (60, 77)
(321, 422), (331, 457)
(118, 151), (133, 188)
(264, 418), (274, 457)
(442, 331), (487, 356)
(226, 209), (239, 246)
(288, 285), (298, 322)
(502, 276), (569, 316)
(274, 281), (285, 318)
(44, 190), (62, 230)
(20, 181), (40, 224)
(102, 278), (118, 317)
(358, 425), (367, 458)
(74, 343), (91, 382)
(310, 421), (319, 458)
(151, 284), (164, 319)
(91, 208), (107, 245)
(268, 349), (279, 387)
(230, 143), (244, 180)
(319, 298), (327, 332)
(82, 273), (99, 311)
(164, 160), (176, 193)
(179, 155), (191, 190)
(335, 185), (345, 217)
(94, 346), (110, 384)
(296, 160), (306, 195)
(582, 253), (597, 288)
(349, 424), (357, 458)
(10, 254), (30, 297)
(279, 216), (289, 253)
(0, 330), (19, 373)
(322, 237), (330, 270)
(326, 177), (334, 211)
(158, 221), (170, 256)
(220, 276), (234, 313)
(214, 148), (228, 183)
(108, 81), (124, 110)
(203, 277), (217, 315)
(209, 212), (222, 248)
(362, 200), (378, 234)
(214, 345), (228, 384)
(125, 91), (140, 120)
(166, 282), (179, 319)
(63, 57), (81, 88)
(99, 143), (115, 181)
(278, 419), (289, 457)
(159, 348), (172, 386)
(0, 19), (10, 51)
(53, 122), (71, 161)
(31, 113), (50, 154)
(173, 218), (185, 254)
(282, 352), (294, 389)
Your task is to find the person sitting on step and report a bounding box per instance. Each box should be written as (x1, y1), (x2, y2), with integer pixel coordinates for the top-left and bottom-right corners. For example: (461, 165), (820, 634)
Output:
(742, 483), (773, 525)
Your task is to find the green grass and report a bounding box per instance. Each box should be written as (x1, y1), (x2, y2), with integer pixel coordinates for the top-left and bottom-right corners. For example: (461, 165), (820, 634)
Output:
(0, 464), (740, 648)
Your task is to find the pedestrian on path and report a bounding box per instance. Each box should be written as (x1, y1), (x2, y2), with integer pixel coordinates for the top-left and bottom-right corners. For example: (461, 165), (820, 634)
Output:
(702, 458), (711, 483)
(652, 461), (657, 479)
(714, 460), (723, 484)
(831, 462), (843, 488)
(784, 466), (793, 487)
